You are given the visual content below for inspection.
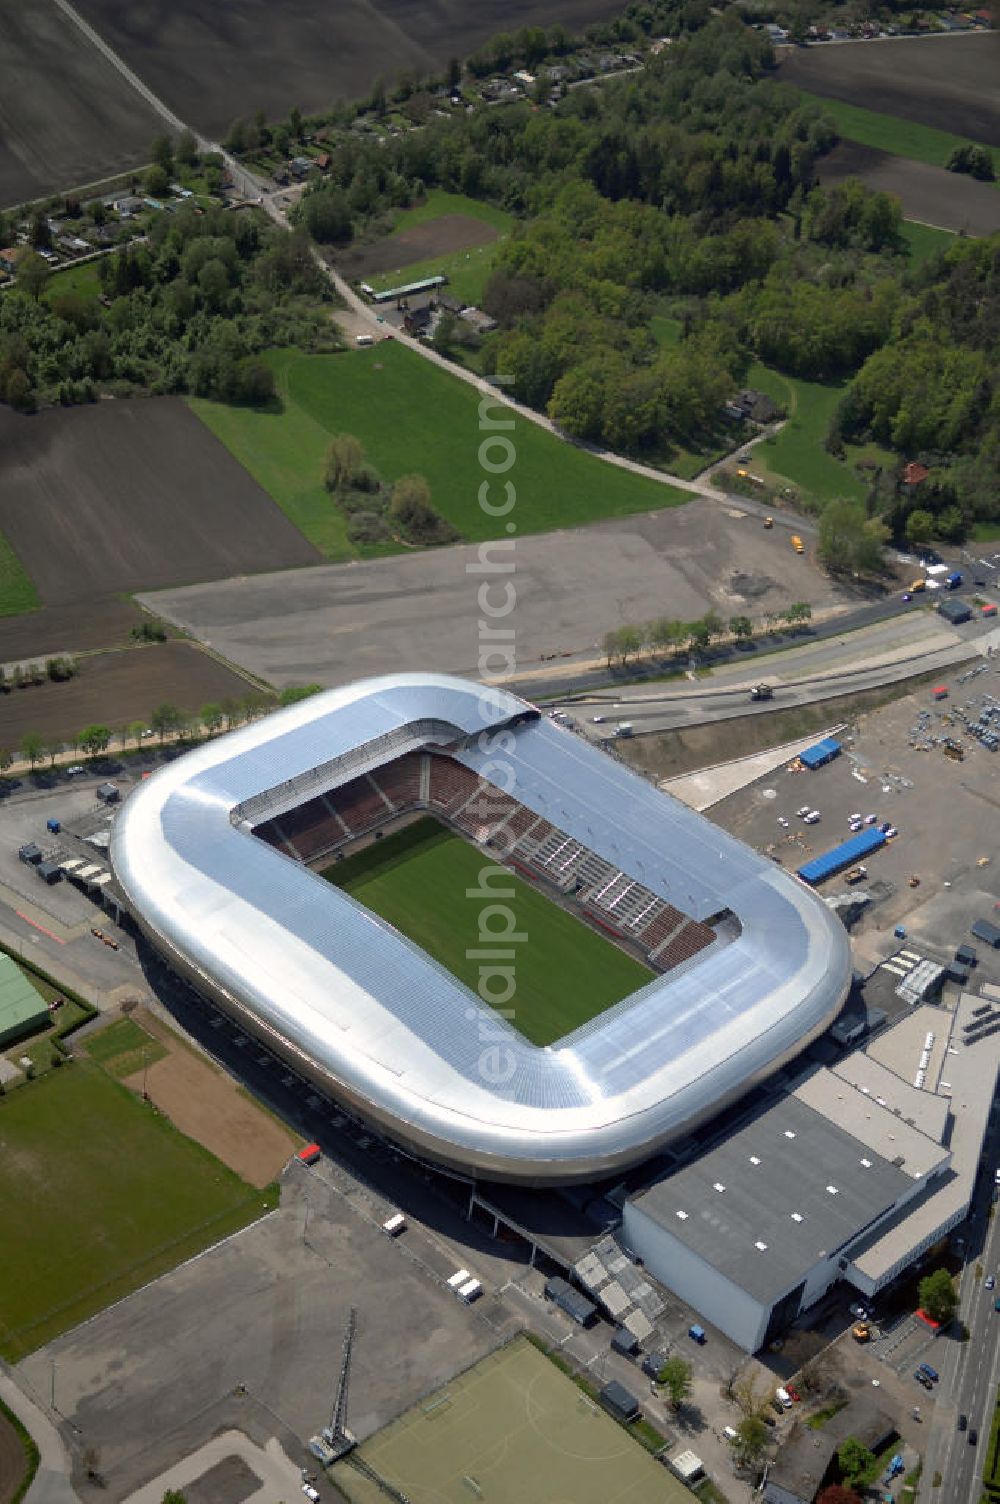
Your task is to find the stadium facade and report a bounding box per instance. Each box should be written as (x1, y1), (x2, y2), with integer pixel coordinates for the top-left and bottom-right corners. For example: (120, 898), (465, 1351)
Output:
(110, 673), (852, 1184)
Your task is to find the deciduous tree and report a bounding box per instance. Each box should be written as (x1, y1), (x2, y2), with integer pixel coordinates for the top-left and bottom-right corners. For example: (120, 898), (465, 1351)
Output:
(919, 1267), (957, 1324)
(324, 434), (365, 491)
(657, 1355), (693, 1410)
(20, 732), (44, 769)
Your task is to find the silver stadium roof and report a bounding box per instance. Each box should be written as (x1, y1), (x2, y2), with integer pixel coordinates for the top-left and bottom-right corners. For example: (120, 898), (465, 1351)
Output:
(111, 673), (852, 1183)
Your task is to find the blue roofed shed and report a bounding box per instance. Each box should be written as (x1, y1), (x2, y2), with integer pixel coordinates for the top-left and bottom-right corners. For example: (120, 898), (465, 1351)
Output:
(798, 826), (887, 885)
(799, 737), (841, 770)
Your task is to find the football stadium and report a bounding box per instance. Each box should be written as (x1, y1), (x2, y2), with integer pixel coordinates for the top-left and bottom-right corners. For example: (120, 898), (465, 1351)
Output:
(110, 673), (852, 1183)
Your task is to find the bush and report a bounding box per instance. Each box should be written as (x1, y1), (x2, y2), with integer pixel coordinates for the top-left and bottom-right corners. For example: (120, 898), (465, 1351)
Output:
(347, 511), (392, 545)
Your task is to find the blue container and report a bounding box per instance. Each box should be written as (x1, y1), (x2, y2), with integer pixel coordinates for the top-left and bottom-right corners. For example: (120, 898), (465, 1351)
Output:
(46, 818), (61, 833)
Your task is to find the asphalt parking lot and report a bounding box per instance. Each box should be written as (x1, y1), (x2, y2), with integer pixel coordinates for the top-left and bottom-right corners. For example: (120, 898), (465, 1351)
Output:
(18, 1165), (507, 1502)
(708, 664), (1000, 969)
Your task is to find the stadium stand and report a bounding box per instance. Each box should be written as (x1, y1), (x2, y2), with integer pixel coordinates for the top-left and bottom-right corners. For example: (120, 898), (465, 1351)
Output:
(252, 750), (717, 979)
(652, 920), (714, 970)
(375, 751), (424, 809)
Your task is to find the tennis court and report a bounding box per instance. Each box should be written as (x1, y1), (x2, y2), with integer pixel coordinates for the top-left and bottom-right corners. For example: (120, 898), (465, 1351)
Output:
(335, 1337), (690, 1504)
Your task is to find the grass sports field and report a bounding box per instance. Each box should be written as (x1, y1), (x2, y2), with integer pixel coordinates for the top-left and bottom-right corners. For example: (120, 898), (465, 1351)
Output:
(797, 92), (1000, 177)
(0, 1060), (276, 1360)
(323, 820), (652, 1047)
(189, 344), (688, 561)
(336, 1336), (689, 1504)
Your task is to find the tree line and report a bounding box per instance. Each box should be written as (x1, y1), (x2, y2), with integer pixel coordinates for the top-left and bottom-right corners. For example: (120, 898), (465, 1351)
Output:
(0, 684), (325, 774)
(603, 602), (811, 666)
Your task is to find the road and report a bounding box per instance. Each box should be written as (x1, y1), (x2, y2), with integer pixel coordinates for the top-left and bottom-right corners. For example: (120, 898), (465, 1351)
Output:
(552, 611), (993, 737)
(920, 1149), (1000, 1503)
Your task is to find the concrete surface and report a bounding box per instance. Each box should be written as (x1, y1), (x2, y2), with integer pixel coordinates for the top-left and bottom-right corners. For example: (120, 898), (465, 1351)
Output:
(660, 728), (843, 810)
(122, 1432), (298, 1504)
(139, 506), (849, 689)
(17, 1167), (505, 1502)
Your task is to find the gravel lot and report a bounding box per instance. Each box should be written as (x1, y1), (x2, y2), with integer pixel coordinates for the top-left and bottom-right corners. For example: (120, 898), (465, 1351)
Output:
(708, 666), (1000, 965)
(140, 504), (851, 688)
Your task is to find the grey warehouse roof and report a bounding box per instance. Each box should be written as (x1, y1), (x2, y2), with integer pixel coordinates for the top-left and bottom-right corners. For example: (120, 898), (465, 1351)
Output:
(110, 673), (852, 1183)
(629, 1095), (913, 1304)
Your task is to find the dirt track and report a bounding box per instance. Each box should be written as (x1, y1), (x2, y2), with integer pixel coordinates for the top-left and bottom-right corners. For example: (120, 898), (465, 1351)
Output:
(122, 1011), (301, 1189)
(75, 0), (623, 139)
(779, 33), (1000, 147)
(0, 399), (319, 609)
(0, 642), (259, 745)
(337, 215), (500, 280)
(817, 140), (1000, 235)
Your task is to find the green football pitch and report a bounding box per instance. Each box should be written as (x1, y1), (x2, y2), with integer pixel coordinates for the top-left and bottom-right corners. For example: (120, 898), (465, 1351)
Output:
(322, 819), (652, 1047)
(335, 1336), (691, 1504)
(0, 1061), (275, 1360)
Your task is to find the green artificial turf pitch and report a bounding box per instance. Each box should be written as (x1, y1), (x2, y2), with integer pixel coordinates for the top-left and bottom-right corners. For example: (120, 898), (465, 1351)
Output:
(336, 1335), (691, 1504)
(0, 1062), (275, 1360)
(322, 819), (652, 1047)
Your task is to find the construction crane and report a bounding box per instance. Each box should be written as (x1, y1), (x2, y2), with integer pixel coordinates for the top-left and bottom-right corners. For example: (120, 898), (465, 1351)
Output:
(308, 1309), (411, 1503)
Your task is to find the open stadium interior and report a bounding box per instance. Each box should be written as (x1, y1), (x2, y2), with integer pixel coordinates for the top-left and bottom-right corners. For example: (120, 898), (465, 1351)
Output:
(321, 816), (655, 1048)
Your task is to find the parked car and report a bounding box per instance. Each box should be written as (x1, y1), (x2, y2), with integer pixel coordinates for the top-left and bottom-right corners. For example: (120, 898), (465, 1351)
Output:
(65, 764), (86, 775)
(987, 1275), (995, 1290)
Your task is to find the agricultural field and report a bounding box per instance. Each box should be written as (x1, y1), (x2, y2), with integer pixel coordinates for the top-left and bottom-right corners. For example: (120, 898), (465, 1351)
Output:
(0, 398), (320, 611)
(817, 142), (1000, 237)
(189, 343), (688, 560)
(798, 93), (1000, 175)
(338, 1336), (689, 1504)
(0, 0), (162, 207)
(324, 818), (653, 1047)
(779, 35), (1000, 148)
(741, 364), (894, 507)
(0, 1059), (276, 1360)
(0, 641), (262, 746)
(74, 0), (624, 140)
(336, 191), (514, 306)
(0, 599), (142, 665)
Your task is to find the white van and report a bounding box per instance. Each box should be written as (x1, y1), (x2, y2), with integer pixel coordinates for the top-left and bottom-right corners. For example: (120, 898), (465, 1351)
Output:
(382, 1213), (406, 1237)
(446, 1268), (471, 1290)
(355, 333), (375, 347)
(458, 1278), (482, 1304)
(776, 1387), (793, 1409)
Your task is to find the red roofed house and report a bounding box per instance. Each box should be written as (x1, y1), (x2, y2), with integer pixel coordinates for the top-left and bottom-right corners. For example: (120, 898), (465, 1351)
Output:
(903, 461), (930, 486)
